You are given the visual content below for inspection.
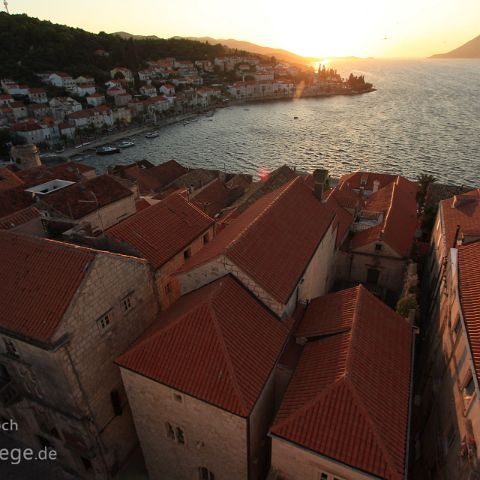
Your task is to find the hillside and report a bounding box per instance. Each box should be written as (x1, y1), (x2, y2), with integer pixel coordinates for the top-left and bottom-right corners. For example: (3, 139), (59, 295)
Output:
(430, 34), (480, 59)
(0, 13), (227, 83)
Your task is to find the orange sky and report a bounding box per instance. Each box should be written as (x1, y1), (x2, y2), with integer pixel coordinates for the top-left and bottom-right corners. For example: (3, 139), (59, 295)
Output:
(8, 0), (480, 58)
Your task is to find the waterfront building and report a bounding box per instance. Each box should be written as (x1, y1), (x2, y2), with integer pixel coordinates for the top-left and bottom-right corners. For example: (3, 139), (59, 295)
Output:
(49, 97), (82, 121)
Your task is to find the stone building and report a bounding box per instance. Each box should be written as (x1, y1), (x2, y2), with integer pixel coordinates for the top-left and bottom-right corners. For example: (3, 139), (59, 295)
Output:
(336, 174), (418, 299)
(176, 177), (339, 318)
(270, 285), (414, 480)
(117, 275), (289, 480)
(35, 175), (136, 234)
(0, 230), (159, 478)
(105, 192), (215, 310)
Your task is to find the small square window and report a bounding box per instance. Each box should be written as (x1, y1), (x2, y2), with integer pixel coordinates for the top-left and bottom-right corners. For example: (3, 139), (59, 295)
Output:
(184, 248), (191, 260)
(165, 283), (173, 295)
(97, 312), (111, 332)
(375, 243), (382, 252)
(173, 393), (183, 403)
(176, 427), (185, 444)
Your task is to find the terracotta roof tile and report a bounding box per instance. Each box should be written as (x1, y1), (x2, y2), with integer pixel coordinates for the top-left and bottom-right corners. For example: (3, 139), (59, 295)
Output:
(440, 189), (480, 249)
(0, 187), (34, 218)
(351, 176), (418, 257)
(0, 168), (24, 192)
(106, 193), (214, 269)
(179, 178), (335, 303)
(117, 275), (288, 416)
(458, 242), (480, 386)
(192, 179), (233, 217)
(0, 231), (95, 342)
(272, 285), (413, 480)
(16, 162), (94, 188)
(0, 206), (41, 230)
(340, 171), (400, 192)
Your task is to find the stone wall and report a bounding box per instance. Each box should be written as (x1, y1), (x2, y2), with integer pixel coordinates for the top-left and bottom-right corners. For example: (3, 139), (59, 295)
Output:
(121, 368), (249, 480)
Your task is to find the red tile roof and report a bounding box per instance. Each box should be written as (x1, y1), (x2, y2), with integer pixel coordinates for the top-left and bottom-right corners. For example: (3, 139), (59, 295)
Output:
(119, 160), (188, 194)
(0, 231), (95, 342)
(39, 175), (132, 220)
(0, 206), (41, 230)
(328, 182), (363, 211)
(16, 162), (95, 188)
(179, 178), (335, 304)
(351, 176), (418, 257)
(458, 242), (480, 386)
(117, 275), (288, 416)
(106, 193), (214, 269)
(192, 179), (233, 217)
(340, 171), (400, 192)
(0, 168), (24, 192)
(0, 186), (34, 218)
(440, 189), (480, 249)
(272, 285), (413, 480)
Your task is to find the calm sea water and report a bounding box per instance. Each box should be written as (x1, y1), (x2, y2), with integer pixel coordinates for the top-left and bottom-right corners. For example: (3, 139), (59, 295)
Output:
(78, 59), (480, 185)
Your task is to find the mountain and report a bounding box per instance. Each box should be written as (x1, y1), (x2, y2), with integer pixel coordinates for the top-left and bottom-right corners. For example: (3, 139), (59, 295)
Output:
(430, 34), (480, 59)
(113, 31), (160, 41)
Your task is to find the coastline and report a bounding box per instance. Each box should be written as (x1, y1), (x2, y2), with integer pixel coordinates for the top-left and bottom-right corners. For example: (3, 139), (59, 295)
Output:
(65, 88), (376, 160)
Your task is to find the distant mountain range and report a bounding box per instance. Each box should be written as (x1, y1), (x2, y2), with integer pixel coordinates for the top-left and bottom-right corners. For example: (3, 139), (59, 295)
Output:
(430, 34), (480, 59)
(113, 32), (363, 65)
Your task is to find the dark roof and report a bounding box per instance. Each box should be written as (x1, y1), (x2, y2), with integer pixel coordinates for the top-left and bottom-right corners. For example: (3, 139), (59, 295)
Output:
(16, 162), (95, 188)
(40, 175), (133, 220)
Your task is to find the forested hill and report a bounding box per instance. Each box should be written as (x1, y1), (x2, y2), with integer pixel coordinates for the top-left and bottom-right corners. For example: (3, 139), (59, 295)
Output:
(0, 13), (227, 83)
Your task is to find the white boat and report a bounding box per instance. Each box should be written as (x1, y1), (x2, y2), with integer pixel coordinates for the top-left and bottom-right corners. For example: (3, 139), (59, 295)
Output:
(96, 145), (120, 155)
(118, 140), (135, 148)
(145, 131), (160, 139)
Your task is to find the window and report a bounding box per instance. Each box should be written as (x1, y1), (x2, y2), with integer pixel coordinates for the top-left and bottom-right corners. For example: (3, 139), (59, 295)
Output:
(320, 474), (328, 480)
(464, 375), (475, 399)
(203, 233), (210, 245)
(184, 248), (191, 260)
(122, 294), (133, 313)
(165, 422), (175, 440)
(96, 312), (112, 332)
(111, 390), (123, 416)
(173, 393), (183, 403)
(176, 427), (185, 444)
(375, 243), (382, 252)
(367, 268), (380, 284)
(3, 338), (19, 358)
(199, 467), (215, 480)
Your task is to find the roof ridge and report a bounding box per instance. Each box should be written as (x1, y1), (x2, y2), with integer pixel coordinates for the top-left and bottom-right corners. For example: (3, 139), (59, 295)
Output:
(345, 285), (363, 378)
(344, 380), (400, 479)
(273, 375), (347, 432)
(226, 177), (300, 253)
(209, 295), (250, 415)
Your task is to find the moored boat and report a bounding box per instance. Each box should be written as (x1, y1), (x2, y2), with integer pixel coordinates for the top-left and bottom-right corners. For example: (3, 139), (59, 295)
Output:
(118, 140), (135, 148)
(96, 145), (120, 155)
(145, 131), (160, 139)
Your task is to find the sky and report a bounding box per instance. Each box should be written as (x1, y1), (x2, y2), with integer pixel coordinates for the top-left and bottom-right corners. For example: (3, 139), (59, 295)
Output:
(5, 0), (480, 58)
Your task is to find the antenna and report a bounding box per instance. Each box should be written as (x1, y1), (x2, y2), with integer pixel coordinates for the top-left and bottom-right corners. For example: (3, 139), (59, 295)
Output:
(3, 0), (9, 13)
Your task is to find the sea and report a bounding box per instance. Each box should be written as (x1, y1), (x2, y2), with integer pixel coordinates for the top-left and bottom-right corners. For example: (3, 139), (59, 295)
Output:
(77, 59), (480, 185)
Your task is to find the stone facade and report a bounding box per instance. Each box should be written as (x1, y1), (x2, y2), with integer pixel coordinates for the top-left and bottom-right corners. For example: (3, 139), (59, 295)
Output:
(416, 248), (480, 480)
(271, 436), (372, 480)
(120, 368), (249, 480)
(0, 251), (159, 478)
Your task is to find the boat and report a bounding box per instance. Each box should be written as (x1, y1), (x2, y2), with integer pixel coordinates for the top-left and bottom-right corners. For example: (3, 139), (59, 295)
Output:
(118, 140), (135, 149)
(294, 116), (299, 119)
(145, 131), (160, 139)
(96, 145), (120, 155)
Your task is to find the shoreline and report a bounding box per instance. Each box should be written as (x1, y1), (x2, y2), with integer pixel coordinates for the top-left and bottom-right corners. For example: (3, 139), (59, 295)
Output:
(65, 88), (376, 160)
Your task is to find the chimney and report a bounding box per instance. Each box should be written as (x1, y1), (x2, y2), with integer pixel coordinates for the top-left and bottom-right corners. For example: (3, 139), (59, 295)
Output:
(313, 168), (328, 201)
